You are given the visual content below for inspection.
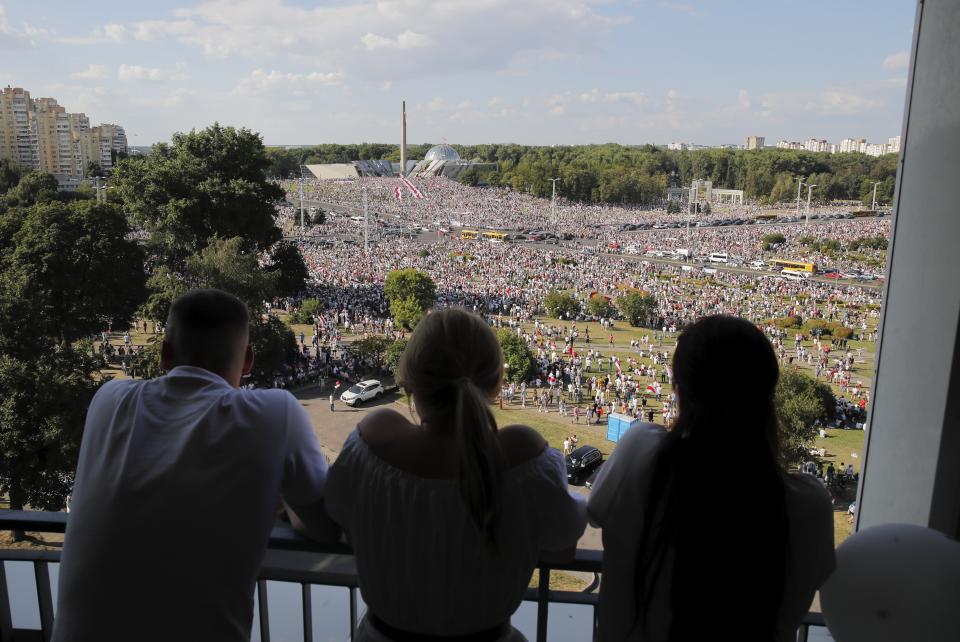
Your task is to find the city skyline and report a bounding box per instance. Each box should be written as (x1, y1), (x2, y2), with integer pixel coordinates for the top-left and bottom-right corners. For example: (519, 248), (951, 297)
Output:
(1, 1), (915, 146)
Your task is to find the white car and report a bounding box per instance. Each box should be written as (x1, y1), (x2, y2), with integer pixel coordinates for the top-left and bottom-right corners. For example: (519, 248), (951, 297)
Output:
(340, 380), (384, 406)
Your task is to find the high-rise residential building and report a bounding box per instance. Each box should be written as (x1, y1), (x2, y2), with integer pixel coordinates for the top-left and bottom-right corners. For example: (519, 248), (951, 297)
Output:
(0, 87), (37, 170)
(887, 136), (902, 153)
(744, 135), (765, 150)
(0, 86), (126, 189)
(838, 138), (867, 154)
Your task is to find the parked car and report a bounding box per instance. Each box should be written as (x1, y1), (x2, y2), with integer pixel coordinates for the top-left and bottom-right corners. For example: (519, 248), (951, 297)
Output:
(340, 379), (384, 406)
(584, 464), (603, 489)
(565, 445), (603, 482)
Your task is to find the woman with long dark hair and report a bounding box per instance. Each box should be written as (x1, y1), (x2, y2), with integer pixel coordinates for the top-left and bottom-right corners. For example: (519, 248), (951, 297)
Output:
(326, 307), (587, 641)
(588, 315), (835, 641)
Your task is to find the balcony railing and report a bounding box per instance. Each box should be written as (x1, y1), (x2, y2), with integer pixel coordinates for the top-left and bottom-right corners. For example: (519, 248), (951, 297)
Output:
(0, 510), (826, 642)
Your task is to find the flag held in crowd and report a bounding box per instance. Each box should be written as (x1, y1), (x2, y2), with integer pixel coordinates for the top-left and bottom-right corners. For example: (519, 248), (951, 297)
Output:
(401, 176), (424, 200)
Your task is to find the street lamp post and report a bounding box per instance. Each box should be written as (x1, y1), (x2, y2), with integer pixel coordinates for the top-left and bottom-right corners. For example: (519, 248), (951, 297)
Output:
(872, 181), (881, 210)
(796, 177), (805, 216)
(805, 184), (817, 225)
(549, 177), (561, 238)
(299, 165), (306, 232)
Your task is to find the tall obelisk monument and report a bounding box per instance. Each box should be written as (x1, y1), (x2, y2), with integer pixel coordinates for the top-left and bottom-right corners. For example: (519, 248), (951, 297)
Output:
(400, 101), (407, 177)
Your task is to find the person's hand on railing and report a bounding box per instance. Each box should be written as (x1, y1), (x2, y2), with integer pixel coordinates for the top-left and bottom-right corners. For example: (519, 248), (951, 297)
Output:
(283, 497), (343, 545)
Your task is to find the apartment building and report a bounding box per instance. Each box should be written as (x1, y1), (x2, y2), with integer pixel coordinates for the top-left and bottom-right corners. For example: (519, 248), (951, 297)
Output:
(744, 135), (765, 150)
(0, 86), (126, 188)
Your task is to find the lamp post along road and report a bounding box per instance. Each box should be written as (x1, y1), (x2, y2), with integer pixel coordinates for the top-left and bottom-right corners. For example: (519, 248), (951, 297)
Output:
(549, 177), (561, 238)
(805, 184), (817, 225)
(299, 165), (306, 231)
(872, 181), (881, 210)
(796, 177), (805, 216)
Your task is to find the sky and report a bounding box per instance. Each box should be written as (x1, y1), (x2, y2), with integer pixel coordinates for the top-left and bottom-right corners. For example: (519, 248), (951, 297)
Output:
(1, 0), (916, 147)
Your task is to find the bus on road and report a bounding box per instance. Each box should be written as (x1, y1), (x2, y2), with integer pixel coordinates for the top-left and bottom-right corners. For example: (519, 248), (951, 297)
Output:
(769, 258), (816, 274)
(482, 231), (510, 243)
(460, 230), (479, 240)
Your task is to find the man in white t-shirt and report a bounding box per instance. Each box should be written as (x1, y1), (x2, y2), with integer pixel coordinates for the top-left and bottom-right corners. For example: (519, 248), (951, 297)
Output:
(54, 289), (338, 642)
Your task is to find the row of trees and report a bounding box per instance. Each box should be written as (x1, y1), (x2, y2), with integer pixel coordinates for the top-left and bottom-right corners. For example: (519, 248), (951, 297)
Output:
(544, 289), (658, 327)
(265, 143), (898, 206)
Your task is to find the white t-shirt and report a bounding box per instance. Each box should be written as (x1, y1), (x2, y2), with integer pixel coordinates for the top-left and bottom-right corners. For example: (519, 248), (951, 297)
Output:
(54, 366), (328, 642)
(587, 423), (835, 642)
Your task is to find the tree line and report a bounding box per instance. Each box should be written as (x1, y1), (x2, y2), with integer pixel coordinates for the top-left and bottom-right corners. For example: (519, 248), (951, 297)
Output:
(265, 143), (898, 206)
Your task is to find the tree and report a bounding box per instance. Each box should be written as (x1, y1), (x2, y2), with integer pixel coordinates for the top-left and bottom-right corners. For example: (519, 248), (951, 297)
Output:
(139, 267), (188, 323)
(497, 330), (536, 383)
(183, 236), (277, 312)
(267, 241), (309, 297)
(111, 123), (285, 267)
(0, 200), (146, 352)
(0, 158), (21, 195)
(384, 269), (436, 329)
(586, 295), (615, 319)
(85, 161), (104, 178)
(762, 232), (786, 251)
(775, 370), (837, 466)
(617, 291), (658, 327)
(290, 298), (323, 324)
(390, 294), (426, 330)
(0, 346), (99, 515)
(248, 315), (298, 386)
(543, 290), (580, 319)
(384, 268), (436, 311)
(349, 335), (392, 376)
(384, 339), (407, 380)
(4, 171), (59, 208)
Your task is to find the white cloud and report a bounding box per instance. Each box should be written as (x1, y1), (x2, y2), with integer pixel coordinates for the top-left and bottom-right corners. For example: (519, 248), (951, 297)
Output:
(658, 2), (705, 18)
(548, 88), (648, 114)
(231, 69), (344, 96)
(118, 62), (190, 82)
(71, 64), (108, 80)
(102, 23), (127, 41)
(759, 87), (882, 116)
(737, 88), (751, 110)
(361, 30), (432, 51)
(92, 0), (624, 82)
(883, 51), (909, 70)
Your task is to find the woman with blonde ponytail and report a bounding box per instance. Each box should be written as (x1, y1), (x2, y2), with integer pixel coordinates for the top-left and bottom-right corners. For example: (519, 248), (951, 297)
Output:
(326, 307), (587, 642)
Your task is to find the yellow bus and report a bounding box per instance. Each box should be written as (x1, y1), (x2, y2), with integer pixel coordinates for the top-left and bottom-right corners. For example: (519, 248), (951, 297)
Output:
(482, 231), (510, 243)
(769, 258), (816, 274)
(460, 229), (479, 240)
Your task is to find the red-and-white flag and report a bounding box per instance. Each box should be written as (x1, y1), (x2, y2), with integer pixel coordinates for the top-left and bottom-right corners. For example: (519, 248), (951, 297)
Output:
(394, 185), (403, 201)
(400, 176), (424, 200)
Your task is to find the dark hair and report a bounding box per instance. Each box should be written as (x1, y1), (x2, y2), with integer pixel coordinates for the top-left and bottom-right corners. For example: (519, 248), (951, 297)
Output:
(636, 315), (788, 640)
(165, 289), (250, 373)
(398, 308), (505, 547)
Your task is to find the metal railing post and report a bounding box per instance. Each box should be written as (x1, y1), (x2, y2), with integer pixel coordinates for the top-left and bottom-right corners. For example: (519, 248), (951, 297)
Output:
(536, 565), (550, 642)
(257, 579), (271, 642)
(349, 587), (358, 640)
(301, 583), (313, 642)
(0, 563), (13, 642)
(34, 562), (54, 642)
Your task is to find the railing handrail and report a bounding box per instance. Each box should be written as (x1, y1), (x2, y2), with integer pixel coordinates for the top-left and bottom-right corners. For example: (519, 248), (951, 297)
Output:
(0, 509), (602, 570)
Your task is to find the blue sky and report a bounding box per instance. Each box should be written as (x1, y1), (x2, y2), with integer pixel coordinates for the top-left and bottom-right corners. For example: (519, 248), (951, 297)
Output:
(1, 1), (915, 147)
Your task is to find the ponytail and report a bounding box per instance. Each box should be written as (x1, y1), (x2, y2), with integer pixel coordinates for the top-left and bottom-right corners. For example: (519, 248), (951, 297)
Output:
(454, 377), (504, 549)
